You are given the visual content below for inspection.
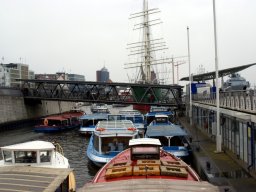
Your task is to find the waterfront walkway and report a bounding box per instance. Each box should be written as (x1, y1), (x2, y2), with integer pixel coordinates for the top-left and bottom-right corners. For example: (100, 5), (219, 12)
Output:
(179, 117), (256, 192)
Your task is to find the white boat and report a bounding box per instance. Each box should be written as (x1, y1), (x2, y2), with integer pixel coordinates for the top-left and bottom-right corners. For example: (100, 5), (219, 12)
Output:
(118, 109), (145, 136)
(79, 113), (108, 134)
(86, 120), (139, 167)
(90, 103), (110, 113)
(0, 140), (76, 191)
(0, 140), (69, 168)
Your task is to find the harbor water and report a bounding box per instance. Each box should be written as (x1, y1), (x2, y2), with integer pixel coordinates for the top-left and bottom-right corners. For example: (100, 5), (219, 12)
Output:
(0, 105), (132, 188)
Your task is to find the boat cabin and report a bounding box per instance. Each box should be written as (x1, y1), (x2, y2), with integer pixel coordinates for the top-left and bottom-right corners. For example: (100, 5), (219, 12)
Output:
(129, 138), (161, 160)
(42, 116), (69, 127)
(145, 110), (174, 126)
(0, 141), (55, 165)
(151, 114), (170, 125)
(93, 120), (139, 155)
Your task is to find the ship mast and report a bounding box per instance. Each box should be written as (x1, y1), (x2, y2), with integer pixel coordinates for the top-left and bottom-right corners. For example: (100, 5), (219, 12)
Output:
(143, 0), (151, 82)
(125, 0), (172, 84)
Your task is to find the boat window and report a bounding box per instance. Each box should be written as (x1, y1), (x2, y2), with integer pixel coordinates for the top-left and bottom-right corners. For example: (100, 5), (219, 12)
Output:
(155, 117), (168, 123)
(131, 146), (160, 160)
(83, 119), (93, 126)
(134, 116), (143, 123)
(126, 117), (134, 122)
(146, 116), (155, 126)
(3, 150), (12, 163)
(170, 136), (183, 146)
(101, 137), (131, 153)
(40, 150), (52, 163)
(48, 120), (62, 126)
(93, 134), (99, 152)
(14, 151), (37, 163)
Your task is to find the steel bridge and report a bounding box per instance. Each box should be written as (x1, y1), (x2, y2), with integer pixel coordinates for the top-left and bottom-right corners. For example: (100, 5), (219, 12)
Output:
(19, 79), (183, 109)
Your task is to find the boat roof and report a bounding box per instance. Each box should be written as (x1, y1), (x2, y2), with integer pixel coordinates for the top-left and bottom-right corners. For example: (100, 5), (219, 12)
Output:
(119, 110), (142, 115)
(129, 138), (161, 146)
(155, 114), (168, 118)
(146, 124), (188, 137)
(96, 120), (135, 129)
(145, 111), (173, 117)
(1, 140), (55, 151)
(80, 113), (108, 120)
(44, 116), (68, 121)
(81, 179), (220, 192)
(0, 166), (73, 192)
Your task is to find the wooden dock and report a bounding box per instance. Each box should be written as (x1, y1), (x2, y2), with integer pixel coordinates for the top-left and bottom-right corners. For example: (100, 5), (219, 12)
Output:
(0, 166), (73, 192)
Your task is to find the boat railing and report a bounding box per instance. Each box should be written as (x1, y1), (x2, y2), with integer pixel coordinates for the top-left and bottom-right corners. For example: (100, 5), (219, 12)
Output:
(53, 142), (64, 155)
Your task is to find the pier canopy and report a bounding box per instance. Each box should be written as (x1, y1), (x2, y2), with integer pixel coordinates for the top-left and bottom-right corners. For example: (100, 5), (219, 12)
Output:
(180, 63), (256, 82)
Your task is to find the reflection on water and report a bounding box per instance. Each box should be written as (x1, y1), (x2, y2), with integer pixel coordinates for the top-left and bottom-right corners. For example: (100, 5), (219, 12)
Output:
(0, 105), (131, 188)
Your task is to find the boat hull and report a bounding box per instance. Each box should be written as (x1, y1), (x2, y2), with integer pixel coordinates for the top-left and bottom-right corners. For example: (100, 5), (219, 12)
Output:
(86, 136), (118, 167)
(34, 125), (79, 133)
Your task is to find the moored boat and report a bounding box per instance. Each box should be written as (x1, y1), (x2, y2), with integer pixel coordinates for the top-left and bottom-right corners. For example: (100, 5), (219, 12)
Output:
(146, 114), (191, 161)
(118, 109), (145, 136)
(34, 110), (84, 133)
(86, 120), (139, 167)
(79, 113), (108, 134)
(0, 140), (76, 191)
(145, 106), (174, 126)
(81, 138), (219, 192)
(91, 103), (110, 114)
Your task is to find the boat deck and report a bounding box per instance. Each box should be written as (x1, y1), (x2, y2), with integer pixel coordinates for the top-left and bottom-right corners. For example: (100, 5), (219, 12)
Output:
(0, 166), (73, 192)
(80, 178), (220, 192)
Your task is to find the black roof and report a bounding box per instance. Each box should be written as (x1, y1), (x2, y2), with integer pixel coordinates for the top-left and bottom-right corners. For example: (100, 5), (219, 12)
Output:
(180, 63), (256, 82)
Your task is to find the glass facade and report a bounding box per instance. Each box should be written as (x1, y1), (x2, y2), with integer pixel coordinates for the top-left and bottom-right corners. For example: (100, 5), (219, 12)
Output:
(192, 105), (256, 171)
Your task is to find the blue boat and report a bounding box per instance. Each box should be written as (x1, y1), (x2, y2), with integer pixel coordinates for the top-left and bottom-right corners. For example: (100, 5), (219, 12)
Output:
(79, 113), (108, 134)
(118, 109), (145, 136)
(145, 114), (191, 161)
(34, 110), (84, 133)
(144, 106), (174, 127)
(86, 120), (139, 167)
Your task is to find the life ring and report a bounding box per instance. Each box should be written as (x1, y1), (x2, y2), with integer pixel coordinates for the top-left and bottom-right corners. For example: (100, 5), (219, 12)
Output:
(96, 127), (105, 132)
(127, 127), (136, 131)
(44, 118), (48, 126)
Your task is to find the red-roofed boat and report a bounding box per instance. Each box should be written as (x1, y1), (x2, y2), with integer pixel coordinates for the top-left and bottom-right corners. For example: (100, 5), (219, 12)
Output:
(34, 109), (85, 133)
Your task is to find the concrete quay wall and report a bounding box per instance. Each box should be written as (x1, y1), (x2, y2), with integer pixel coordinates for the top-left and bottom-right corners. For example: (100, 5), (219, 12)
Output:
(0, 88), (75, 125)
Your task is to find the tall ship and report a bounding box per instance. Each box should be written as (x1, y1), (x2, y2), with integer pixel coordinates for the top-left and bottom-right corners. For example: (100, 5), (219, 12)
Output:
(125, 0), (172, 114)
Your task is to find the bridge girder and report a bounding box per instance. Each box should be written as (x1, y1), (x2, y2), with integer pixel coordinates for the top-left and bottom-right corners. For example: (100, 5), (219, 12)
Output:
(19, 79), (183, 108)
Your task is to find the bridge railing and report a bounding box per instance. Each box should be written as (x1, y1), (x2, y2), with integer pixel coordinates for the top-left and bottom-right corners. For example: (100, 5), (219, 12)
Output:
(190, 90), (256, 114)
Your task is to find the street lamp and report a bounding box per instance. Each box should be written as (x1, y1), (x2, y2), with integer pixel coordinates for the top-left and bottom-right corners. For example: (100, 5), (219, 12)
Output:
(213, 0), (222, 152)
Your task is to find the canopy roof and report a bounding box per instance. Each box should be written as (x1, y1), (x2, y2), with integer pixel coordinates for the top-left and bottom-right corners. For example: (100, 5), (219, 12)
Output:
(80, 113), (108, 120)
(129, 138), (161, 146)
(1, 140), (55, 150)
(146, 124), (187, 137)
(180, 63), (256, 82)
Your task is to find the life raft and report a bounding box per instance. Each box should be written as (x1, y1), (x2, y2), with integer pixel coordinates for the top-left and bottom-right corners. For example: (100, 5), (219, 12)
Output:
(105, 166), (132, 179)
(160, 166), (188, 178)
(43, 118), (48, 126)
(161, 160), (185, 167)
(108, 161), (132, 168)
(137, 159), (161, 166)
(133, 165), (160, 176)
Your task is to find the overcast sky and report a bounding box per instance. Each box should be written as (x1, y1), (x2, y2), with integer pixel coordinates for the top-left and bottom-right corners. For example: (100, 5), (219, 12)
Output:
(1, 0), (256, 87)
